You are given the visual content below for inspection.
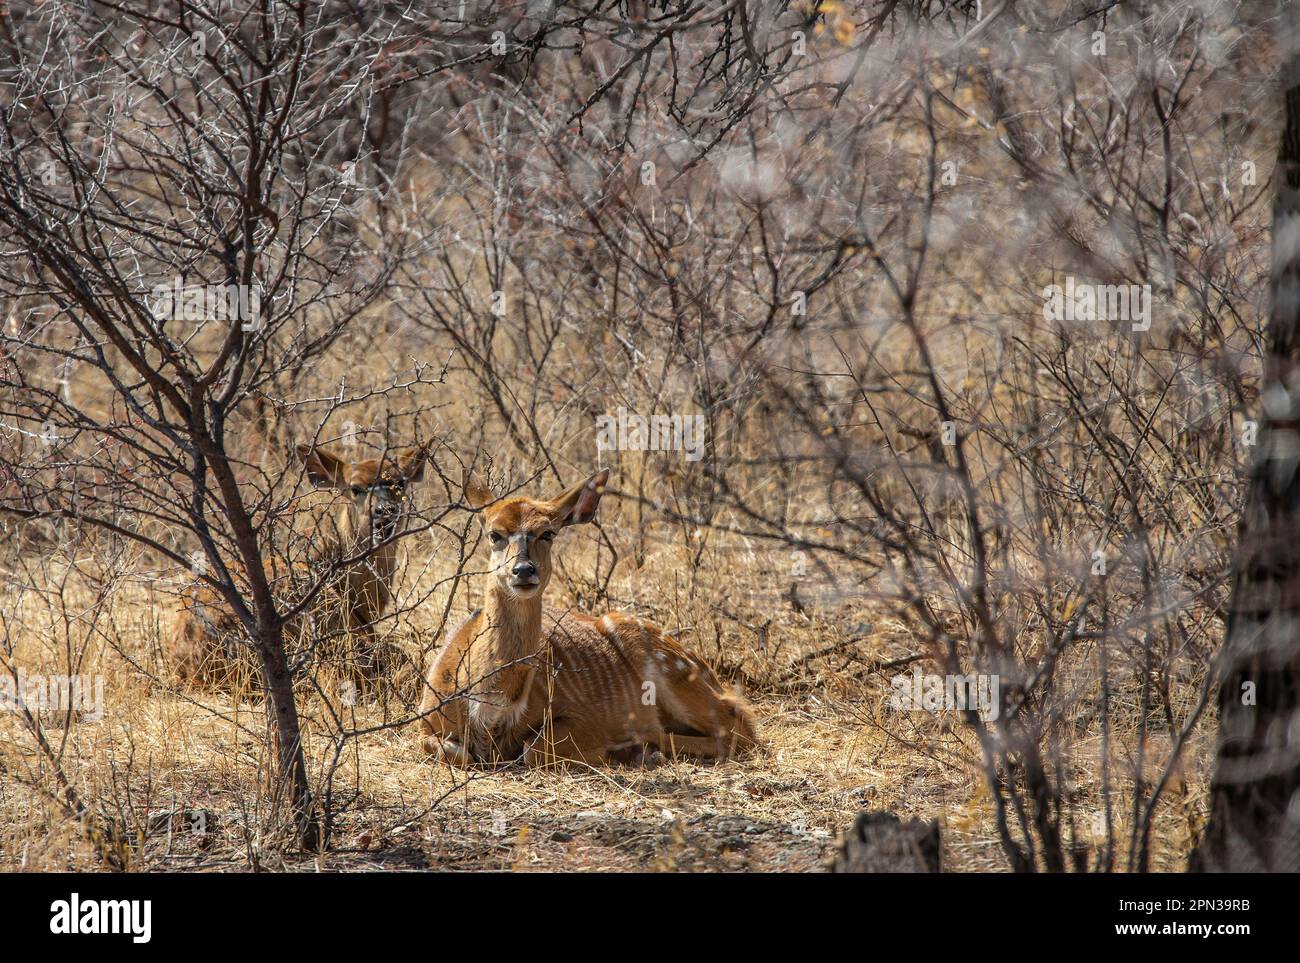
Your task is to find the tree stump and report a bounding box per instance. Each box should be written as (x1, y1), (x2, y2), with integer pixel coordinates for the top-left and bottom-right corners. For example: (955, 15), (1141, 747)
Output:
(833, 811), (942, 873)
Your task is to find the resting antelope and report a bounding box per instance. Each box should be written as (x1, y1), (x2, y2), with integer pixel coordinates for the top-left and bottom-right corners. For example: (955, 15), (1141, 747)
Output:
(170, 442), (430, 689)
(417, 468), (759, 767)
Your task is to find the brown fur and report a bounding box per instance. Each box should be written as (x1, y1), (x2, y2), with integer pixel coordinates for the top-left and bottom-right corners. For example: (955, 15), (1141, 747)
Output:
(168, 443), (430, 690)
(417, 469), (759, 767)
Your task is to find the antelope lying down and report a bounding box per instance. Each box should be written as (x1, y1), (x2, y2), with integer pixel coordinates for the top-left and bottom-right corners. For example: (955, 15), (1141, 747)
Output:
(418, 468), (759, 767)
(170, 442), (429, 689)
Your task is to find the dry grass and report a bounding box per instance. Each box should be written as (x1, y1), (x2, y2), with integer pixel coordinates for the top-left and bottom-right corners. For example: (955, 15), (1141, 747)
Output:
(0, 1), (1252, 872)
(0, 509), (1212, 872)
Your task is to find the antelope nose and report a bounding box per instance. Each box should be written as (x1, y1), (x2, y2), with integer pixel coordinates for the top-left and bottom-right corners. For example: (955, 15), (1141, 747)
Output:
(512, 560), (537, 580)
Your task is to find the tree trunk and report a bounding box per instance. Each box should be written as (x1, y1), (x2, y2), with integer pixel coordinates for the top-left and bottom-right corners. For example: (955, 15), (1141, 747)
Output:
(197, 426), (320, 851)
(259, 621), (321, 852)
(1191, 7), (1300, 872)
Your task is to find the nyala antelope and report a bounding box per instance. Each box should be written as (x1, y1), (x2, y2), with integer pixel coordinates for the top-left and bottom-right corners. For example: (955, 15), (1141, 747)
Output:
(170, 442), (430, 689)
(418, 468), (759, 767)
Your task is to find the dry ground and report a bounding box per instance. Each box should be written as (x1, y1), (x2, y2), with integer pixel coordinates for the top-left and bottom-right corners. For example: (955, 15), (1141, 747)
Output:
(0, 521), (1213, 873)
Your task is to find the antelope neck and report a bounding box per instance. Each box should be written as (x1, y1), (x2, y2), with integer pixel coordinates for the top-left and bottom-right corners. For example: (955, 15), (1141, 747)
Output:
(484, 584), (544, 662)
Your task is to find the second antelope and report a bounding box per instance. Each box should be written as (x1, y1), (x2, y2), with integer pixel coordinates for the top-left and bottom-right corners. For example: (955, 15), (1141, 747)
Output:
(418, 468), (759, 767)
(170, 442), (430, 689)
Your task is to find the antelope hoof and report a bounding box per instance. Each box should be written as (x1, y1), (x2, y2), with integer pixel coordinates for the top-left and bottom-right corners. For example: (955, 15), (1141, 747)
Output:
(618, 744), (666, 769)
(639, 748), (668, 769)
(423, 735), (472, 768)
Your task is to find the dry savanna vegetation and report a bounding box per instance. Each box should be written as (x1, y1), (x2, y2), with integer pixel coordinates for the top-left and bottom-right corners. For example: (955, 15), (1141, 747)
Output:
(0, 0), (1292, 873)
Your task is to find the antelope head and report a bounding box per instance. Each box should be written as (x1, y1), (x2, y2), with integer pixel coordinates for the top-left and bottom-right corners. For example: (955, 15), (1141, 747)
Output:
(297, 443), (431, 545)
(463, 468), (610, 599)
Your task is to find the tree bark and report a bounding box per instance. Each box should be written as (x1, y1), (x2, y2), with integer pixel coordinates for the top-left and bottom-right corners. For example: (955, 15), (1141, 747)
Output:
(1191, 6), (1300, 872)
(197, 425), (320, 852)
(259, 620), (320, 852)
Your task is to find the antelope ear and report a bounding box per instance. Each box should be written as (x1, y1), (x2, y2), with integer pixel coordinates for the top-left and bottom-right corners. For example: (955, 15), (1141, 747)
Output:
(551, 469), (610, 527)
(297, 444), (350, 488)
(397, 444), (431, 482)
(462, 469), (497, 509)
